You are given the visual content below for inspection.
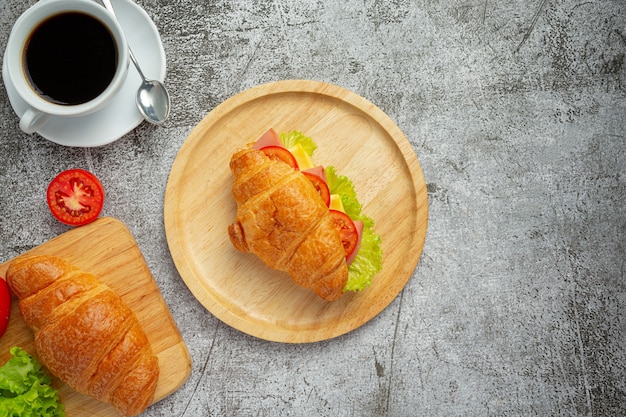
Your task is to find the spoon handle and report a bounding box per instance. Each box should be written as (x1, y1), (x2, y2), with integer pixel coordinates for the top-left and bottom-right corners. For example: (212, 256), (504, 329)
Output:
(100, 0), (146, 80)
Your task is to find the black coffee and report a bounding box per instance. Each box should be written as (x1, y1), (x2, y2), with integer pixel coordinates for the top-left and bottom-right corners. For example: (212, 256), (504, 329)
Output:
(24, 12), (118, 105)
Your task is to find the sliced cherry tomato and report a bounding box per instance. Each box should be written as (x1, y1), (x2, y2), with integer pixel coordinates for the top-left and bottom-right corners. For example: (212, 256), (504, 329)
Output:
(46, 168), (105, 226)
(303, 171), (331, 206)
(260, 146), (299, 169)
(346, 220), (364, 266)
(329, 209), (359, 260)
(0, 278), (10, 339)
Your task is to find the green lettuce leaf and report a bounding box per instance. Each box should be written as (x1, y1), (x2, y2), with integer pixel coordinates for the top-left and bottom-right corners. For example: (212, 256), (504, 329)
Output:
(325, 166), (362, 220)
(0, 346), (65, 417)
(326, 166), (383, 291)
(278, 130), (383, 292)
(279, 131), (318, 156)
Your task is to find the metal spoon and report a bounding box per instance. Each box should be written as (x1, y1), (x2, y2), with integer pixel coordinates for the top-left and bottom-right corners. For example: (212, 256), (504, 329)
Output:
(101, 0), (170, 125)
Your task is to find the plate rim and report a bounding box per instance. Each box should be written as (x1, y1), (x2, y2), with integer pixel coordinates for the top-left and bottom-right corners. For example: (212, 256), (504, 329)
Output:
(164, 79), (428, 343)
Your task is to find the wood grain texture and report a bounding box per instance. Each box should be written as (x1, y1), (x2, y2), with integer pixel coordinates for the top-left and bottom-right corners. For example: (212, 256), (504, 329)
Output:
(0, 217), (191, 416)
(164, 79), (428, 343)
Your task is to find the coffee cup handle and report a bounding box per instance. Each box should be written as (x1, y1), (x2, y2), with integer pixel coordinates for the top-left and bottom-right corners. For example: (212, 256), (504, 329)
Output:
(19, 108), (50, 134)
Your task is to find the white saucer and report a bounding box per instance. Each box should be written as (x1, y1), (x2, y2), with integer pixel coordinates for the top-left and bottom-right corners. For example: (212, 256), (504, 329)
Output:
(2, 0), (167, 147)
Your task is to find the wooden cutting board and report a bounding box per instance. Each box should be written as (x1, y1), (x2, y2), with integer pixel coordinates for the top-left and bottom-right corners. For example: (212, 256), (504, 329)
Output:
(0, 217), (191, 416)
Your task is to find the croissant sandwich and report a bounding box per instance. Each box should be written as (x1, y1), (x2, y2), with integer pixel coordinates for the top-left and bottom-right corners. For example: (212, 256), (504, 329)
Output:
(5, 255), (159, 417)
(228, 129), (383, 301)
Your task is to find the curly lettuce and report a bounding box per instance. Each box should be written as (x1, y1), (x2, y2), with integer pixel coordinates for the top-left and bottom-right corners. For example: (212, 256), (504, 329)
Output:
(279, 131), (383, 292)
(280, 131), (318, 155)
(326, 167), (383, 291)
(0, 346), (65, 417)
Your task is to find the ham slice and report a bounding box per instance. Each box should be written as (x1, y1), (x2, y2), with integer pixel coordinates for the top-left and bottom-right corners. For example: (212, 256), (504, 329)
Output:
(302, 165), (326, 183)
(252, 128), (283, 149)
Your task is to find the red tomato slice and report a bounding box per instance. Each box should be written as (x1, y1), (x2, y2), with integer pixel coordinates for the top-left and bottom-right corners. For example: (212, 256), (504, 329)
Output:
(329, 209), (359, 260)
(260, 146), (299, 169)
(0, 278), (10, 339)
(46, 168), (105, 226)
(303, 171), (331, 206)
(346, 220), (364, 266)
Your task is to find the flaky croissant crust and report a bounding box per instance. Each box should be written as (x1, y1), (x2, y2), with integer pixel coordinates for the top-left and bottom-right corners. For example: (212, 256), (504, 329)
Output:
(6, 255), (159, 417)
(228, 148), (348, 301)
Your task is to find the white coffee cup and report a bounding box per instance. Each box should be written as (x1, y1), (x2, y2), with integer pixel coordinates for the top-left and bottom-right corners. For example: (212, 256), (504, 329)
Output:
(4, 0), (129, 134)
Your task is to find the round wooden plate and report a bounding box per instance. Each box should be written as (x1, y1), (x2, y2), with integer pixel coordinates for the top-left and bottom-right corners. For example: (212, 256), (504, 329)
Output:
(164, 80), (428, 343)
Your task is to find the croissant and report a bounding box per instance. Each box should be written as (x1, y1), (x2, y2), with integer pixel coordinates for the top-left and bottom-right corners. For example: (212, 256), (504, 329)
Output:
(5, 255), (159, 417)
(228, 147), (348, 301)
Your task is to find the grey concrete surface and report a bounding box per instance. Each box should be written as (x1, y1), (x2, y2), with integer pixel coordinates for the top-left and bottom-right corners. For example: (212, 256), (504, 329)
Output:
(1, 0), (625, 416)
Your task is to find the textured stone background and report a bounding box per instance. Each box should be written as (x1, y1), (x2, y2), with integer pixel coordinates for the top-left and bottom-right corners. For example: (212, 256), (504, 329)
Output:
(1, 0), (625, 416)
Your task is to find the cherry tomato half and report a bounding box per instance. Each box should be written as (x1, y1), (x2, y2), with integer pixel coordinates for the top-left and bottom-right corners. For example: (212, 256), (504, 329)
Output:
(46, 168), (105, 226)
(329, 209), (359, 259)
(0, 278), (10, 339)
(303, 171), (331, 206)
(260, 146), (299, 169)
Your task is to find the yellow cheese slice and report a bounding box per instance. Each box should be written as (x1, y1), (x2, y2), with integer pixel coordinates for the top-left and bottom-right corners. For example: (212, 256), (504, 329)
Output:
(287, 144), (314, 170)
(329, 194), (345, 212)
